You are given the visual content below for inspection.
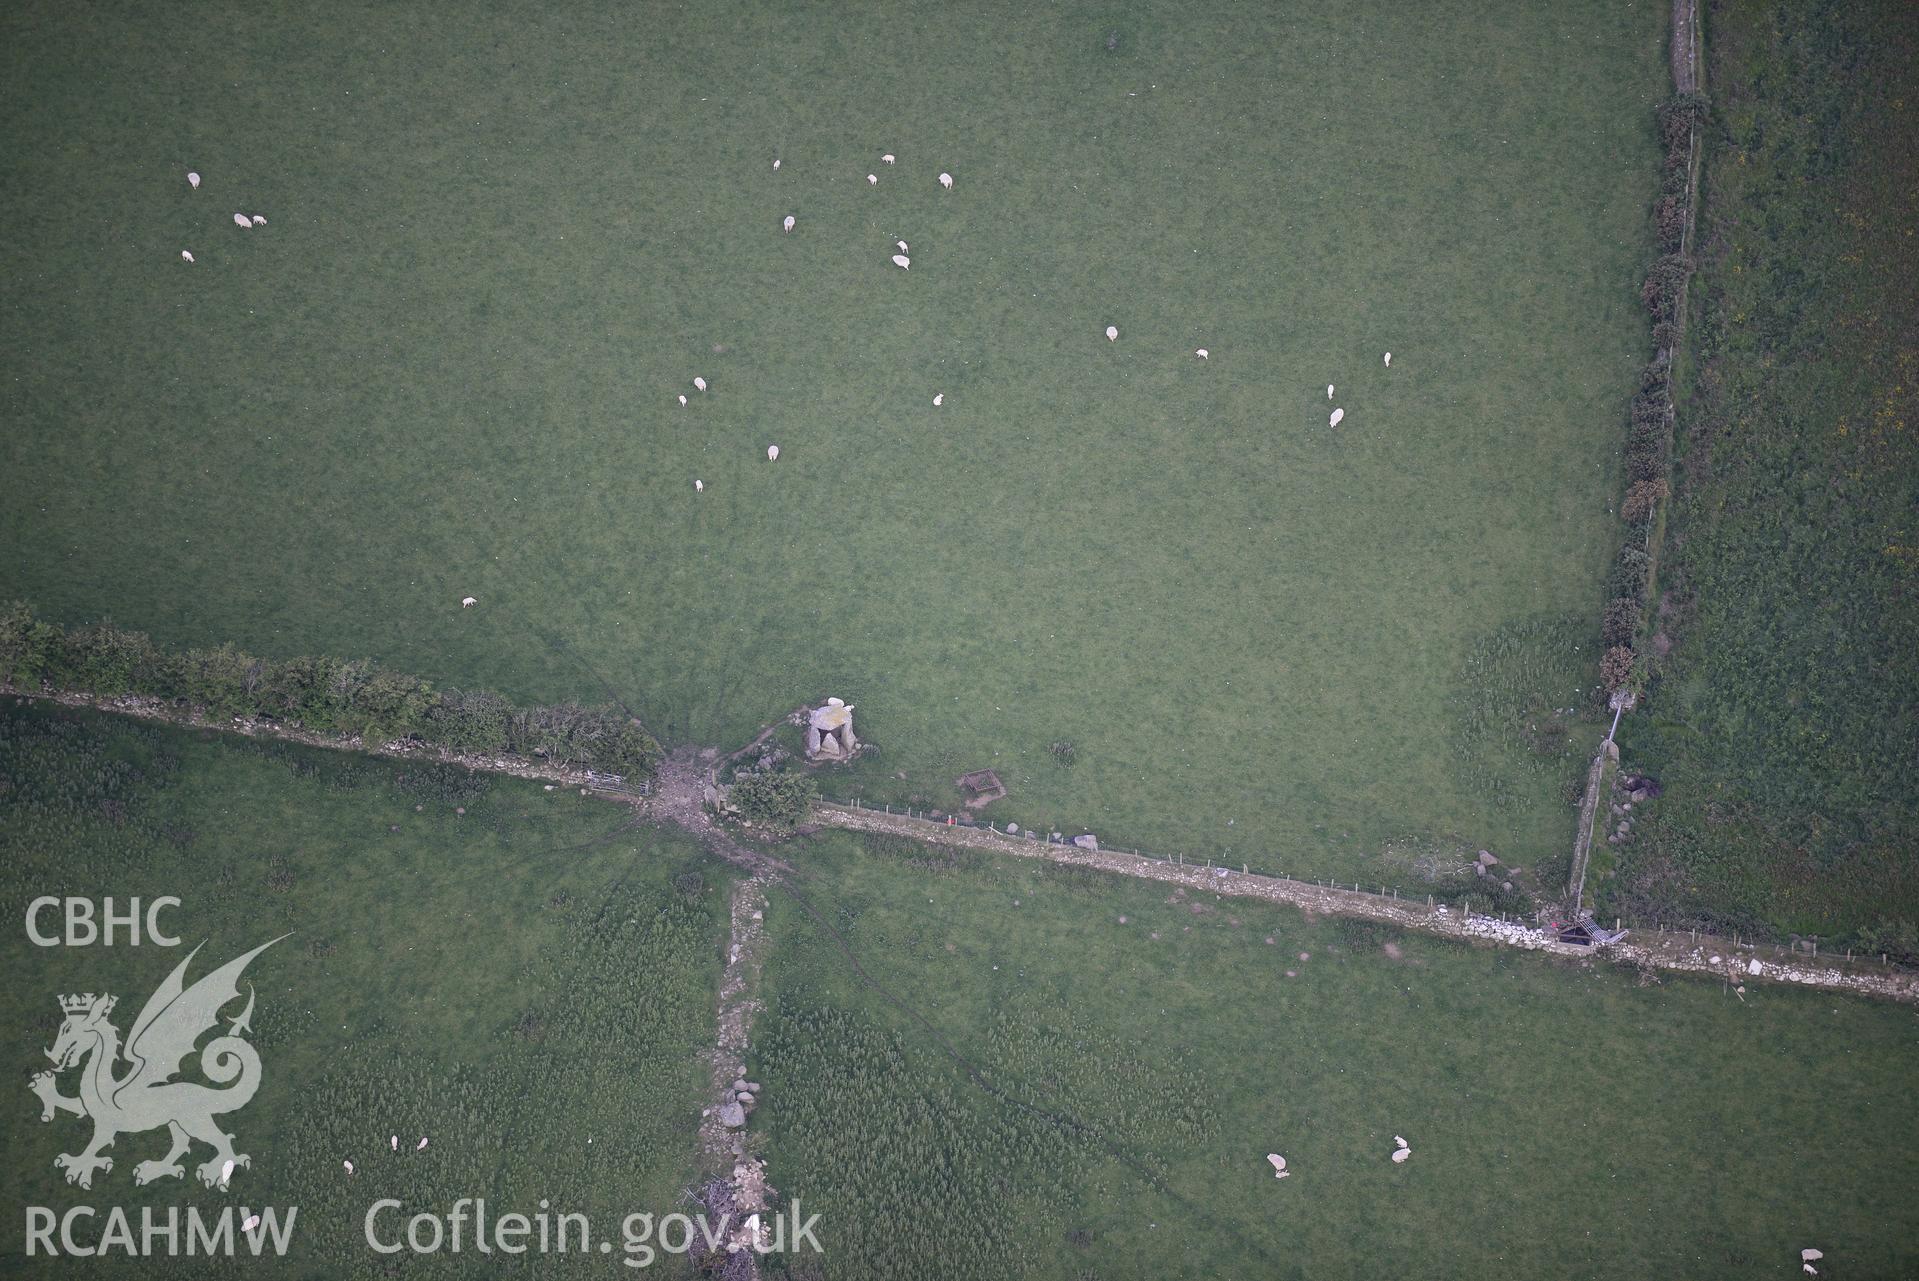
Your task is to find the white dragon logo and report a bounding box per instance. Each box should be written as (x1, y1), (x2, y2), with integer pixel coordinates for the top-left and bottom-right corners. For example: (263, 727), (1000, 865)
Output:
(29, 937), (285, 1190)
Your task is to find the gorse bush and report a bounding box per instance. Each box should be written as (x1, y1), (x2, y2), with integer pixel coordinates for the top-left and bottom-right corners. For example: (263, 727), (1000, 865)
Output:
(729, 768), (818, 831)
(1599, 645), (1637, 694)
(1621, 478), (1670, 523)
(1601, 597), (1642, 648)
(0, 601), (662, 778)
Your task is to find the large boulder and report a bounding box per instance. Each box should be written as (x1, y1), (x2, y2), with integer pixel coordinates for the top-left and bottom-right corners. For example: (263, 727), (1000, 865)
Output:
(1072, 834), (1098, 851)
(718, 1102), (746, 1128)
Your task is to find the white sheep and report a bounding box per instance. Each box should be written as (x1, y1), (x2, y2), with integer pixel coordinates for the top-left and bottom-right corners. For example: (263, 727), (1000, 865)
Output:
(187, 171), (200, 189)
(866, 174), (878, 185)
(772, 158), (781, 170)
(1105, 325), (1118, 341)
(1391, 1147), (1411, 1163)
(1195, 349), (1208, 359)
(938, 172), (953, 189)
(896, 239), (908, 253)
(220, 1159), (234, 1188)
(783, 215), (795, 233)
(1384, 351), (1392, 366)
(881, 153), (895, 165)
(694, 377), (707, 392)
(766, 445), (779, 461)
(241, 1214), (260, 1233)
(1329, 407), (1345, 427)
(232, 213), (251, 228)
(460, 597), (477, 608)
(1266, 1153), (1289, 1179)
(695, 479), (704, 492)
(1327, 383), (1335, 400)
(250, 215), (265, 226)
(181, 250), (194, 263)
(390, 1135), (397, 1152)
(417, 1137), (428, 1151)
(933, 393), (943, 406)
(891, 254), (910, 270)
(343, 1160), (354, 1175)
(678, 394), (687, 406)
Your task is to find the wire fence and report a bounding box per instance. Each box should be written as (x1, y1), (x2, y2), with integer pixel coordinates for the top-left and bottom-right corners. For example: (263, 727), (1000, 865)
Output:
(818, 796), (1535, 924)
(816, 795), (1917, 979)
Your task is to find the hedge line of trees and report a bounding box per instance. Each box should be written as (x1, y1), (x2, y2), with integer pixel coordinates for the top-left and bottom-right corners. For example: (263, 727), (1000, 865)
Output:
(1598, 93), (1709, 695)
(0, 601), (662, 777)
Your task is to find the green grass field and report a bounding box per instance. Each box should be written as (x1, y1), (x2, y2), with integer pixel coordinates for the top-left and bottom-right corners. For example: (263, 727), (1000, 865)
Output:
(753, 830), (1919, 1280)
(0, 0), (1669, 879)
(0, 702), (724, 1276)
(1609, 0), (1919, 944)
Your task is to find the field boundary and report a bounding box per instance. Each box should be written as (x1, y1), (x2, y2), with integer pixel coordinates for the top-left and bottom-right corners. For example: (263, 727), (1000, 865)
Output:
(1566, 742), (1617, 906)
(812, 799), (1919, 1005)
(1, 685), (650, 797)
(13, 685), (1914, 1002)
(1568, 0), (1707, 911)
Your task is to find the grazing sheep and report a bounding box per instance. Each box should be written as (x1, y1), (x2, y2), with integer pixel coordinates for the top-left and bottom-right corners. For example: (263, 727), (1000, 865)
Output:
(881, 153), (895, 164)
(220, 1159), (234, 1188)
(866, 174), (878, 185)
(1801, 1250), (1823, 1263)
(695, 479), (703, 492)
(1394, 1136), (1409, 1149)
(391, 1136), (397, 1152)
(1266, 1154), (1289, 1179)
(187, 171), (200, 189)
(938, 172), (953, 189)
(1391, 1147), (1411, 1163)
(417, 1137), (428, 1151)
(891, 254), (910, 270)
(772, 158), (781, 170)
(766, 445), (779, 461)
(1105, 325), (1118, 341)
(232, 213), (251, 228)
(343, 1160), (354, 1175)
(897, 239), (908, 252)
(460, 597), (477, 608)
(241, 1214), (260, 1233)
(783, 215), (795, 233)
(1329, 407), (1345, 427)
(1384, 351), (1392, 366)
(1195, 348), (1208, 359)
(694, 377), (707, 391)
(1327, 383), (1335, 399)
(678, 394), (687, 406)
(250, 215), (265, 226)
(181, 250), (194, 262)
(933, 393), (943, 406)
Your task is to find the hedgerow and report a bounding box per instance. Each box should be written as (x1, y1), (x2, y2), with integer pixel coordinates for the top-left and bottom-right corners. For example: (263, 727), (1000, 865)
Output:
(1594, 94), (1708, 693)
(0, 600), (661, 777)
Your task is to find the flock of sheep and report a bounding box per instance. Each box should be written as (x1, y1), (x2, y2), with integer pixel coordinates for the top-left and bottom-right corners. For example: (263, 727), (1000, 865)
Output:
(176, 156), (1398, 495)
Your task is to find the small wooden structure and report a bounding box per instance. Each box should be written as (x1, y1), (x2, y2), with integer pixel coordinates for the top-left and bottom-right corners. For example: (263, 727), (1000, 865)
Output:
(955, 769), (1006, 809)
